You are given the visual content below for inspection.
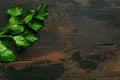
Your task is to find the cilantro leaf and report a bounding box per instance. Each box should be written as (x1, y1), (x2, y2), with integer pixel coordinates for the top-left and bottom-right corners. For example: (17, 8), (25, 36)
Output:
(0, 41), (7, 52)
(13, 35), (31, 47)
(0, 4), (49, 62)
(29, 22), (43, 31)
(0, 41), (16, 62)
(7, 7), (23, 17)
(0, 49), (16, 62)
(35, 4), (49, 21)
(25, 32), (39, 43)
(1, 40), (9, 47)
(24, 14), (34, 24)
(24, 10), (35, 24)
(0, 26), (4, 32)
(9, 17), (19, 25)
(9, 25), (24, 33)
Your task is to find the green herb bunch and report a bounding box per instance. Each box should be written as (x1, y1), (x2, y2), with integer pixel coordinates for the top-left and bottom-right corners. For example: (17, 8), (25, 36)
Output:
(0, 4), (49, 62)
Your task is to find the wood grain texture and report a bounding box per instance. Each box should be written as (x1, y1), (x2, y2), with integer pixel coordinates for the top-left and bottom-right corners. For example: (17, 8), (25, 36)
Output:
(0, 0), (120, 80)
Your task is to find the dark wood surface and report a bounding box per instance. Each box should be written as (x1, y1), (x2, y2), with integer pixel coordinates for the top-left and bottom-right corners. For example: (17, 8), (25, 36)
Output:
(1, 0), (120, 80)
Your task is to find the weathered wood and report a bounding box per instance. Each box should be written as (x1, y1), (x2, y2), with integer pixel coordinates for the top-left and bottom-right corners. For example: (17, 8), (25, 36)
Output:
(0, 0), (120, 80)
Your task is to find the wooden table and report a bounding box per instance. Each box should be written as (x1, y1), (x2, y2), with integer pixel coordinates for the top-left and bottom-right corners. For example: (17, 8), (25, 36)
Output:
(0, 0), (120, 80)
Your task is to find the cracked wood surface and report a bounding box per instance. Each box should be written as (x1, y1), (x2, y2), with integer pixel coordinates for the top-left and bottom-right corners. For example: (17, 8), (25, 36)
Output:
(0, 0), (120, 80)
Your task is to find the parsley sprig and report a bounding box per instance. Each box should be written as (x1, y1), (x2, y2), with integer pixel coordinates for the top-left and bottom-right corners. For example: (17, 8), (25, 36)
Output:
(0, 4), (49, 62)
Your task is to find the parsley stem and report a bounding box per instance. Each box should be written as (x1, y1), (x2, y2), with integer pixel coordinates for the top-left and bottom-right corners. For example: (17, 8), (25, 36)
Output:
(0, 30), (8, 35)
(0, 24), (9, 35)
(0, 35), (12, 38)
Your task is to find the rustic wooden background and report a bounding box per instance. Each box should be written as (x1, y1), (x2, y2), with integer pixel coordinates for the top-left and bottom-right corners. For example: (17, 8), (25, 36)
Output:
(0, 0), (120, 80)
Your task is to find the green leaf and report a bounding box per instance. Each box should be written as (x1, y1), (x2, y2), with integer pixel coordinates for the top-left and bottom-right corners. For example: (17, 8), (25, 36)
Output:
(24, 14), (34, 24)
(0, 4), (49, 62)
(0, 49), (16, 62)
(0, 26), (4, 32)
(7, 7), (23, 17)
(24, 10), (35, 24)
(9, 25), (24, 33)
(29, 22), (43, 31)
(9, 17), (19, 25)
(0, 41), (7, 52)
(35, 4), (49, 21)
(25, 32), (39, 43)
(13, 35), (31, 47)
(0, 41), (16, 62)
(1, 40), (9, 47)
